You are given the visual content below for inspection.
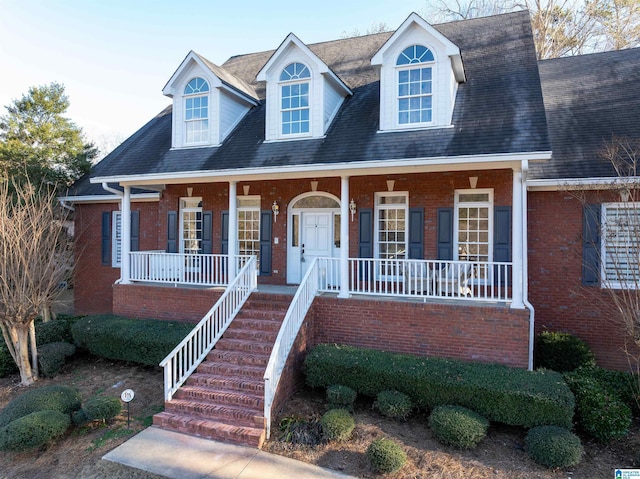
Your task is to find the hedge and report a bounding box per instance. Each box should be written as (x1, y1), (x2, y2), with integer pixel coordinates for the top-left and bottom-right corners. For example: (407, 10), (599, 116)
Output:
(0, 385), (81, 427)
(304, 344), (574, 428)
(72, 315), (193, 366)
(0, 410), (71, 452)
(38, 342), (76, 378)
(72, 396), (122, 426)
(535, 331), (595, 372)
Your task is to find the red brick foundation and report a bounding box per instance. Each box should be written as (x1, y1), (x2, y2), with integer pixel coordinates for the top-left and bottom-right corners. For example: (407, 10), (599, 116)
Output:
(113, 283), (223, 323)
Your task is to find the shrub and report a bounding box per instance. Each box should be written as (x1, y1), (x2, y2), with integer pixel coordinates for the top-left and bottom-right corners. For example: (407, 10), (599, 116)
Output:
(429, 405), (489, 449)
(278, 416), (322, 446)
(525, 425), (583, 468)
(564, 369), (632, 442)
(326, 384), (357, 411)
(72, 396), (122, 426)
(38, 342), (76, 378)
(535, 331), (595, 372)
(0, 385), (81, 427)
(577, 366), (638, 411)
(375, 390), (413, 420)
(304, 344), (574, 428)
(367, 437), (407, 473)
(72, 315), (193, 366)
(0, 410), (71, 452)
(0, 342), (18, 378)
(35, 319), (74, 346)
(320, 409), (355, 442)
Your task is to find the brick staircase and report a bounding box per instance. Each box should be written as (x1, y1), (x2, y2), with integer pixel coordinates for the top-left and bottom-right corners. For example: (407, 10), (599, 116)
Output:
(153, 293), (292, 448)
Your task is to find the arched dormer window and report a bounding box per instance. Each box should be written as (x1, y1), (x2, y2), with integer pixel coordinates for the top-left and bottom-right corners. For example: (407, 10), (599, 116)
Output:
(184, 77), (210, 144)
(396, 45), (435, 125)
(279, 62), (311, 136)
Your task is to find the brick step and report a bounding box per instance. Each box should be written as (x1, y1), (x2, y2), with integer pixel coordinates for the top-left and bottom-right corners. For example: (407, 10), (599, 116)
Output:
(173, 385), (263, 409)
(187, 373), (264, 393)
(162, 398), (264, 427)
(196, 361), (266, 379)
(206, 349), (269, 367)
(153, 412), (265, 448)
(230, 317), (282, 332)
(223, 328), (278, 342)
(215, 338), (274, 355)
(235, 308), (287, 321)
(243, 297), (292, 308)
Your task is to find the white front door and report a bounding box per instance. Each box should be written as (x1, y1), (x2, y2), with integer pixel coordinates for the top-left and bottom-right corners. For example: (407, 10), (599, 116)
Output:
(301, 212), (332, 278)
(287, 210), (338, 284)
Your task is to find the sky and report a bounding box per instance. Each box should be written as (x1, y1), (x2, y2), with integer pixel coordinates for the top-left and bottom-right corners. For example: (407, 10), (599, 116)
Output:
(0, 0), (431, 156)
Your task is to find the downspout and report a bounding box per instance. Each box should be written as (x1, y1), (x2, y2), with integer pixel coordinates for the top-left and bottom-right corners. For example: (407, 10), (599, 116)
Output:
(101, 183), (124, 284)
(521, 161), (535, 371)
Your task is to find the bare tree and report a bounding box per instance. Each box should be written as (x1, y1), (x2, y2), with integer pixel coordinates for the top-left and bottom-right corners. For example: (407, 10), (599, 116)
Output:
(0, 179), (73, 385)
(425, 0), (639, 58)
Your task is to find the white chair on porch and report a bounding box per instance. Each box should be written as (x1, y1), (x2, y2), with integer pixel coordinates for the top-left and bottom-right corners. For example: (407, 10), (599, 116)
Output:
(403, 260), (433, 294)
(436, 262), (474, 297)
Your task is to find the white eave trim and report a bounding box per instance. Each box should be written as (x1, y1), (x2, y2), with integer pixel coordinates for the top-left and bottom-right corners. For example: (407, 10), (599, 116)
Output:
(58, 193), (161, 204)
(528, 176), (640, 191)
(89, 151), (552, 186)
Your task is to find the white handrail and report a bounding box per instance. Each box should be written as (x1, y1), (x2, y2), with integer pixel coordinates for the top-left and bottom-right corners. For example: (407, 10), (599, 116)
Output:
(263, 258), (320, 439)
(130, 251), (253, 287)
(160, 256), (257, 401)
(345, 258), (512, 302)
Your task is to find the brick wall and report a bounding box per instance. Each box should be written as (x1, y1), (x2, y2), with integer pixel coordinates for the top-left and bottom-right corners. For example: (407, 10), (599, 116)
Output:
(74, 202), (160, 315)
(310, 296), (530, 368)
(113, 283), (223, 323)
(528, 190), (640, 371)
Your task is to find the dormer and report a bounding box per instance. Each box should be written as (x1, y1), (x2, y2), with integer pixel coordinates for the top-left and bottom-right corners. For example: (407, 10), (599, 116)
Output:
(371, 13), (466, 132)
(257, 34), (352, 142)
(163, 51), (259, 148)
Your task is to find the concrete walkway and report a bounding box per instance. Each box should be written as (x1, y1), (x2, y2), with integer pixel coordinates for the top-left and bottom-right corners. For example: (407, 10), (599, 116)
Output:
(103, 427), (356, 479)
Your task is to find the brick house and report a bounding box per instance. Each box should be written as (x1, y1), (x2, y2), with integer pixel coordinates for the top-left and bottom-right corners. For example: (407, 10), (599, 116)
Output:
(63, 11), (640, 446)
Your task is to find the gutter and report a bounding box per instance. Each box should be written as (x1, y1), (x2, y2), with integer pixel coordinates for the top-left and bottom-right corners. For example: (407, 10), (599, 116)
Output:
(521, 161), (535, 370)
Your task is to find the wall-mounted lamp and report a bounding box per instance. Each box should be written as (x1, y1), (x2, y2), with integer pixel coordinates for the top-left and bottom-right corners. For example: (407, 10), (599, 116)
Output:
(272, 201), (279, 222)
(620, 187), (631, 202)
(349, 198), (357, 222)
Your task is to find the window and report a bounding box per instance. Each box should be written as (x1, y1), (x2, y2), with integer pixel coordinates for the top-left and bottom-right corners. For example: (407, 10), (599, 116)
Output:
(112, 211), (122, 267)
(180, 198), (203, 254)
(601, 203), (640, 289)
(375, 192), (408, 262)
(279, 63), (310, 136)
(455, 190), (493, 263)
(237, 196), (261, 269)
(396, 45), (434, 125)
(184, 77), (209, 144)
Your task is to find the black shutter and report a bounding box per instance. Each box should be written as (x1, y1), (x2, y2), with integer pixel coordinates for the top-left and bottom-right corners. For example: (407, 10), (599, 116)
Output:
(358, 208), (373, 258)
(494, 206), (512, 286)
(167, 211), (178, 253)
(358, 208), (374, 281)
(437, 208), (453, 260)
(583, 204), (601, 286)
(259, 210), (273, 275)
(221, 211), (229, 255)
(493, 206), (511, 262)
(101, 211), (111, 265)
(201, 211), (213, 254)
(130, 210), (140, 252)
(408, 207), (424, 259)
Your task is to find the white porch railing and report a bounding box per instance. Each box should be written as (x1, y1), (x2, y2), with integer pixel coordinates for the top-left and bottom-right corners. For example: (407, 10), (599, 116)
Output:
(159, 256), (257, 401)
(317, 258), (512, 302)
(130, 251), (251, 287)
(264, 258), (320, 439)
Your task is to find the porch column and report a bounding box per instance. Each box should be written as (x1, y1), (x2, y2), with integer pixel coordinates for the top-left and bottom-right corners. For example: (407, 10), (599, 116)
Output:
(121, 185), (131, 285)
(511, 169), (524, 309)
(228, 181), (238, 279)
(339, 176), (350, 298)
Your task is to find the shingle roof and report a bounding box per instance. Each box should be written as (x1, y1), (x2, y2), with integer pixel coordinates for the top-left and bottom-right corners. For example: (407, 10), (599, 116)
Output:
(533, 47), (640, 180)
(70, 11), (550, 197)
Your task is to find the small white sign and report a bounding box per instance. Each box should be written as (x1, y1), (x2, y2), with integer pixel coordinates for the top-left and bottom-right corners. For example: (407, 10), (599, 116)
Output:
(121, 389), (135, 403)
